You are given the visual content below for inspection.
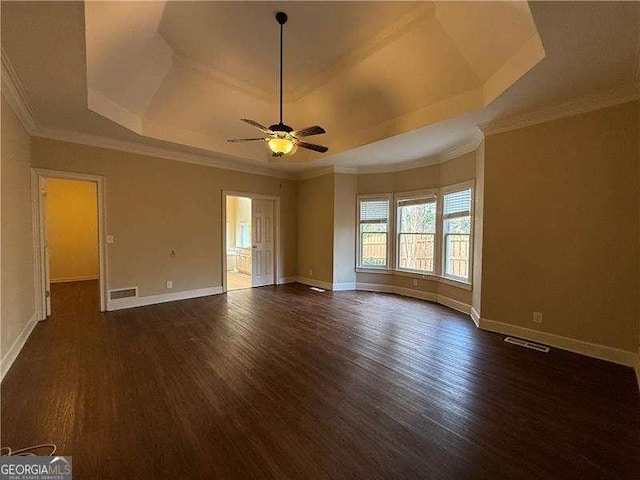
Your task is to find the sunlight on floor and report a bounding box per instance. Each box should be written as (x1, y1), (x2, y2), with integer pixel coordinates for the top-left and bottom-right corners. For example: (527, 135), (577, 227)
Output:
(228, 271), (252, 290)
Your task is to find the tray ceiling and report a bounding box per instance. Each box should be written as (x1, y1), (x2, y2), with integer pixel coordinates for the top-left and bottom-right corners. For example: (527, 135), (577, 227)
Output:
(84, 1), (544, 164)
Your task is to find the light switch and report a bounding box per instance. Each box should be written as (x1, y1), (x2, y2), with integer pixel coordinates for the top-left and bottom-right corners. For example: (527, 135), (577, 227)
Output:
(106, 235), (114, 244)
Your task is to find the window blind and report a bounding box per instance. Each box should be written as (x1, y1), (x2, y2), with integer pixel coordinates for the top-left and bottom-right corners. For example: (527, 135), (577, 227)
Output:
(443, 189), (471, 217)
(360, 199), (389, 223)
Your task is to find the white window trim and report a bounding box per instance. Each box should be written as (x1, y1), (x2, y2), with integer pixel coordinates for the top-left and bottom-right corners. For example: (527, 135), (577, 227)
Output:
(356, 194), (393, 270)
(441, 180), (474, 284)
(355, 181), (475, 289)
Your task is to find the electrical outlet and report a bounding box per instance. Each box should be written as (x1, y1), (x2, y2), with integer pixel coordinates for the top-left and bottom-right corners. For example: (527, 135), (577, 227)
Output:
(309, 269), (313, 276)
(532, 312), (543, 324)
(412, 279), (418, 286)
(166, 280), (173, 289)
(106, 235), (114, 244)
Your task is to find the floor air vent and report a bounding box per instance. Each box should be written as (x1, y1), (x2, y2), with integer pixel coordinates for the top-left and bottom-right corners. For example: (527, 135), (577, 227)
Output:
(310, 287), (326, 293)
(504, 336), (550, 353)
(109, 287), (138, 300)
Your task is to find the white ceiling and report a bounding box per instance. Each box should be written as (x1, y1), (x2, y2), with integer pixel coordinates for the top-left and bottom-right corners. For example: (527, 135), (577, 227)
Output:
(1, 1), (639, 177)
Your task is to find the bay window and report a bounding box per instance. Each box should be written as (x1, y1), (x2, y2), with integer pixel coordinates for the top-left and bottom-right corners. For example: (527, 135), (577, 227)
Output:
(355, 182), (473, 286)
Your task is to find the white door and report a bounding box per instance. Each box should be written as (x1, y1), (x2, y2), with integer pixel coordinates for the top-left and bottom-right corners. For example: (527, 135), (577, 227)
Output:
(251, 199), (274, 287)
(41, 184), (52, 316)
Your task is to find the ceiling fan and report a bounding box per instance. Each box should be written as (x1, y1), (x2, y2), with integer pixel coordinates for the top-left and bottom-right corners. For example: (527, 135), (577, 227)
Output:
(227, 12), (328, 157)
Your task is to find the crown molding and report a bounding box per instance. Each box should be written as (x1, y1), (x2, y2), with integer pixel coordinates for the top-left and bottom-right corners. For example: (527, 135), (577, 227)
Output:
(297, 165), (359, 180)
(480, 83), (640, 136)
(32, 127), (298, 180)
(1, 47), (37, 134)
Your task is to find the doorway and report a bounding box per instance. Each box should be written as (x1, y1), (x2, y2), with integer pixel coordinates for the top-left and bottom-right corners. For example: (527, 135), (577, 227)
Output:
(32, 169), (107, 318)
(223, 192), (279, 292)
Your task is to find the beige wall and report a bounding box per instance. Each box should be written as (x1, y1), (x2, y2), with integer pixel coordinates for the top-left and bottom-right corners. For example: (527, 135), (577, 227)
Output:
(356, 151), (476, 304)
(483, 101), (640, 352)
(1, 94), (36, 360)
(31, 138), (297, 298)
(333, 174), (357, 286)
(296, 174), (335, 283)
(45, 178), (99, 282)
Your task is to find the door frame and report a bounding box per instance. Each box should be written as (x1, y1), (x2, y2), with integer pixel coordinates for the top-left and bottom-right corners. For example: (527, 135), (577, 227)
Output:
(31, 168), (108, 318)
(221, 190), (280, 293)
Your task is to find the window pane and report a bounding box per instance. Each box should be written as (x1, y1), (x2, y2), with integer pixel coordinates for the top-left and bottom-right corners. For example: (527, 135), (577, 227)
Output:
(445, 214), (470, 279)
(359, 198), (390, 267)
(399, 201), (436, 234)
(445, 215), (470, 234)
(361, 222), (387, 233)
(398, 233), (435, 272)
(361, 232), (387, 266)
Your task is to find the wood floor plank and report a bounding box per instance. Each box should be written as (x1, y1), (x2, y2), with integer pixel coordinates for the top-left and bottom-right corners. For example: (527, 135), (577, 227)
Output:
(1, 280), (639, 479)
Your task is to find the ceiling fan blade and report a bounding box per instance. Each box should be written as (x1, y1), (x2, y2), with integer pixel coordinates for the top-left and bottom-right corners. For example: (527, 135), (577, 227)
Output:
(292, 125), (326, 138)
(241, 118), (272, 133)
(227, 138), (265, 143)
(297, 141), (328, 153)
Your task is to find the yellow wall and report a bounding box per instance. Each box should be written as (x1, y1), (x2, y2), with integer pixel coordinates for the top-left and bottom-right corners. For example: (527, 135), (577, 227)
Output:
(225, 196), (251, 249)
(483, 101), (640, 352)
(45, 178), (99, 282)
(31, 137), (297, 297)
(1, 94), (36, 366)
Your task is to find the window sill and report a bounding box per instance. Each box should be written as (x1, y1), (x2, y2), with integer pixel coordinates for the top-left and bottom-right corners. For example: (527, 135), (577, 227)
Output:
(355, 267), (472, 291)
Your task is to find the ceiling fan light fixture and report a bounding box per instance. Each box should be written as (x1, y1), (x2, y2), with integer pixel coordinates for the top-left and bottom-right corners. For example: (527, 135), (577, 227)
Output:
(227, 12), (328, 157)
(268, 137), (295, 155)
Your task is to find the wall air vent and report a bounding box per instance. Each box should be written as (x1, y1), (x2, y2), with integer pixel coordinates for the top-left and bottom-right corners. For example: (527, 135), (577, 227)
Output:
(109, 287), (138, 300)
(504, 336), (550, 353)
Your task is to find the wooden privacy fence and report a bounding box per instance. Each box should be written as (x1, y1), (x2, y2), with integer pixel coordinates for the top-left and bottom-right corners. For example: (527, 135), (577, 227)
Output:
(361, 233), (387, 266)
(446, 234), (469, 278)
(398, 233), (434, 271)
(362, 233), (470, 278)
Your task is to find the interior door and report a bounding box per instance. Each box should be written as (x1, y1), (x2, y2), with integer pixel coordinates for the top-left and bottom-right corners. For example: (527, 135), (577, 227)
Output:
(251, 199), (274, 287)
(41, 183), (52, 316)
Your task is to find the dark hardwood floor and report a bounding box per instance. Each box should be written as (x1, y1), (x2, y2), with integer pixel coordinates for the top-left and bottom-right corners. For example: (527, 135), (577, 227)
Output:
(2, 280), (639, 479)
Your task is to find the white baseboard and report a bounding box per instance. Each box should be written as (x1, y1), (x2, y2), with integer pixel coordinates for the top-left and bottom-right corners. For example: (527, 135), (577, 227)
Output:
(277, 277), (297, 284)
(354, 282), (471, 315)
(470, 307), (480, 327)
(355, 282), (394, 294)
(478, 317), (637, 367)
(1, 312), (38, 381)
(437, 295), (472, 315)
(50, 275), (100, 283)
(394, 285), (438, 302)
(332, 282), (357, 291)
(107, 286), (223, 311)
(294, 276), (334, 291)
